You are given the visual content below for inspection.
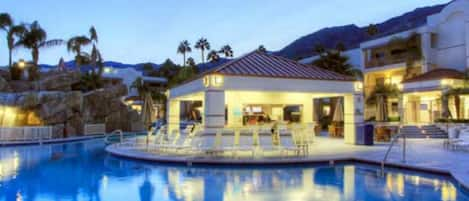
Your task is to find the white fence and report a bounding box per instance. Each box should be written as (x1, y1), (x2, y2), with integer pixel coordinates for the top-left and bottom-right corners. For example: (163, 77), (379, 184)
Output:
(84, 124), (106, 135)
(0, 126), (52, 142)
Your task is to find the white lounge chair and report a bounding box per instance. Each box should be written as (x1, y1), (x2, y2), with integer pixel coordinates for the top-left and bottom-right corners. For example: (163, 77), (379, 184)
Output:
(236, 128), (255, 157)
(453, 129), (469, 151)
(221, 129), (236, 156)
(279, 132), (300, 156)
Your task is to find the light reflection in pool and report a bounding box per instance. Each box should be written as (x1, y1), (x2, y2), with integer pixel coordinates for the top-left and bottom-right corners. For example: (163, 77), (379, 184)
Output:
(0, 139), (467, 201)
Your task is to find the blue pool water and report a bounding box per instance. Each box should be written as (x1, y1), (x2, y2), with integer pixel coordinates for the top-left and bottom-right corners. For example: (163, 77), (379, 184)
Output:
(0, 139), (468, 201)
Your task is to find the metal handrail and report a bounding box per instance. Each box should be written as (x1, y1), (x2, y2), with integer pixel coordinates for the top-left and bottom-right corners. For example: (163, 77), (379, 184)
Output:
(381, 131), (407, 173)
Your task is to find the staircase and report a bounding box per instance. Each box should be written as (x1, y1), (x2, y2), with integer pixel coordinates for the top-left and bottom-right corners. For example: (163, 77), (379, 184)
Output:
(399, 125), (448, 139)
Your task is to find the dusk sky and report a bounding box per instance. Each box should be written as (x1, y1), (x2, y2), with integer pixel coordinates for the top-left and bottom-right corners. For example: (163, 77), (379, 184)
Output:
(0, 0), (449, 66)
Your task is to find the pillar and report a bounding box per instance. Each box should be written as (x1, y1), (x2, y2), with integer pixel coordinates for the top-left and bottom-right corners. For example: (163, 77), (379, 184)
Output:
(167, 99), (180, 133)
(302, 97), (313, 124)
(204, 90), (225, 133)
(344, 93), (365, 144)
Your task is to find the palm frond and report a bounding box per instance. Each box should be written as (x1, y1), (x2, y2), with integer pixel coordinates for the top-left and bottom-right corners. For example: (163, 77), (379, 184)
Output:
(40, 39), (64, 48)
(89, 26), (98, 43)
(0, 13), (13, 30)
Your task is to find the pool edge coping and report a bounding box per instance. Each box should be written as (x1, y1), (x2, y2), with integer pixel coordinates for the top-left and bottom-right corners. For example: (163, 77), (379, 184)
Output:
(105, 145), (469, 191)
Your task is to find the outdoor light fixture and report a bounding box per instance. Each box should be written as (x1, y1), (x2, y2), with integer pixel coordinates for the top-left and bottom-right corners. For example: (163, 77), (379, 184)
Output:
(440, 79), (454, 87)
(354, 82), (363, 92)
(18, 59), (26, 69)
(203, 74), (224, 88)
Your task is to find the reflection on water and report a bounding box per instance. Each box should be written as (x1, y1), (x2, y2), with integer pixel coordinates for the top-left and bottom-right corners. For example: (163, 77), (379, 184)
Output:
(0, 139), (467, 201)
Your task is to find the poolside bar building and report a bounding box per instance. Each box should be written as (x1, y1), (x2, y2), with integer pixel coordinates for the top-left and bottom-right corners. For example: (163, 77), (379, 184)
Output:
(167, 51), (366, 144)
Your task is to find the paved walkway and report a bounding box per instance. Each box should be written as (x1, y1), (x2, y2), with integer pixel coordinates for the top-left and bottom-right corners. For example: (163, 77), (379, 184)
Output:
(107, 137), (469, 189)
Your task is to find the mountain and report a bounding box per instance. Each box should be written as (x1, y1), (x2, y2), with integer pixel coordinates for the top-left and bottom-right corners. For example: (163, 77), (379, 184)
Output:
(39, 61), (160, 72)
(276, 3), (447, 60)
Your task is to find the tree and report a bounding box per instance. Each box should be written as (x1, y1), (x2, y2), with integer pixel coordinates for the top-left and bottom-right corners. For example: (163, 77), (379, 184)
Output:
(195, 38), (210, 63)
(313, 43), (325, 55)
(207, 50), (220, 63)
(186, 57), (196, 67)
(177, 40), (191, 66)
(0, 13), (27, 69)
(219, 45), (233, 58)
(67, 26), (98, 71)
(257, 45), (267, 53)
(336, 42), (346, 52)
(366, 24), (379, 36)
(15, 21), (63, 80)
(365, 84), (401, 120)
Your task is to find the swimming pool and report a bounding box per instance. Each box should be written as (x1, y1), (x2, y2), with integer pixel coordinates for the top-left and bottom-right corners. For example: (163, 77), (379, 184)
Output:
(0, 139), (468, 201)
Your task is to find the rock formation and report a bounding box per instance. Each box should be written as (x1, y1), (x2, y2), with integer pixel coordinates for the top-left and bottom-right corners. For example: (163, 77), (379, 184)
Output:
(0, 71), (142, 138)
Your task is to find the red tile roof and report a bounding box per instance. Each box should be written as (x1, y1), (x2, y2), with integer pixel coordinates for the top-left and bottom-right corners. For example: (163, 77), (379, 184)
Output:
(206, 51), (355, 81)
(402, 68), (466, 83)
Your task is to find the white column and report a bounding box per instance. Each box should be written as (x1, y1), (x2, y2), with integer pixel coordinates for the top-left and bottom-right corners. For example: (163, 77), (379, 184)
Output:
(421, 32), (433, 73)
(204, 90), (225, 133)
(302, 98), (313, 124)
(167, 99), (180, 133)
(344, 93), (365, 145)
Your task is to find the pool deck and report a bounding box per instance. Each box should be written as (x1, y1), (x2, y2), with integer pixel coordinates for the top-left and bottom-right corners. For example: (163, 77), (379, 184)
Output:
(0, 134), (105, 146)
(106, 137), (469, 190)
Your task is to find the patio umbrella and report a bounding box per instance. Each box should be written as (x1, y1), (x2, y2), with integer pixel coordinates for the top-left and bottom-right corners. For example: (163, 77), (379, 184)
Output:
(142, 93), (155, 130)
(376, 95), (388, 122)
(332, 99), (344, 122)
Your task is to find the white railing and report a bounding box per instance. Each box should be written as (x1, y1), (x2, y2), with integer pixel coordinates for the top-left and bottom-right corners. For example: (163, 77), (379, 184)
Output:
(84, 124), (106, 135)
(0, 126), (52, 142)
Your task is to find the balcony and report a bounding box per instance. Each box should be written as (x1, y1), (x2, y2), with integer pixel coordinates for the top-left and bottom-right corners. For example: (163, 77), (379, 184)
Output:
(365, 56), (407, 69)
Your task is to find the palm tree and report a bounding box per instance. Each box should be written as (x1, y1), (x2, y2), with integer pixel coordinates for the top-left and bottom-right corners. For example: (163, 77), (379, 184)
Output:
(186, 57), (196, 67)
(257, 45), (267, 53)
(177, 40), (191, 66)
(336, 42), (346, 52)
(15, 21), (63, 76)
(131, 77), (149, 100)
(67, 26), (98, 70)
(366, 84), (401, 107)
(366, 24), (379, 36)
(219, 45), (233, 58)
(313, 43), (325, 55)
(207, 50), (220, 63)
(195, 38), (210, 63)
(1, 13), (27, 69)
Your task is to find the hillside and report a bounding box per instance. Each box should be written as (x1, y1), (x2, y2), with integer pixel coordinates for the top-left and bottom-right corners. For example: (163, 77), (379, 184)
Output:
(276, 3), (447, 60)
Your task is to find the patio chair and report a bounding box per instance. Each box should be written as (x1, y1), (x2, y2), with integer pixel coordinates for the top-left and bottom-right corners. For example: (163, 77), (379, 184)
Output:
(259, 132), (281, 157)
(236, 128), (255, 157)
(453, 129), (469, 151)
(279, 132), (300, 156)
(221, 129), (236, 156)
(194, 133), (222, 156)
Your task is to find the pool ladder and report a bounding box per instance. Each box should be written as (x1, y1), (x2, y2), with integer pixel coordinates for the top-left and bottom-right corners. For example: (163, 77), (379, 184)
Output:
(381, 131), (407, 174)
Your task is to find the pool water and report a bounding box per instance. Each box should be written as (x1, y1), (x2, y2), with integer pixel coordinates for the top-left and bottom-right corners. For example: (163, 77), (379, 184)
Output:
(0, 139), (468, 201)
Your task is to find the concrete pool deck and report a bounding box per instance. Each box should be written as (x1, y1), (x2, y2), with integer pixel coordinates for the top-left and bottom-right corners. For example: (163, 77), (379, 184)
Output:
(106, 137), (469, 190)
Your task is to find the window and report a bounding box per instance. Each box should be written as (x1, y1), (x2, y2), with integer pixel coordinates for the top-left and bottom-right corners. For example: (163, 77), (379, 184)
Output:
(431, 33), (438, 49)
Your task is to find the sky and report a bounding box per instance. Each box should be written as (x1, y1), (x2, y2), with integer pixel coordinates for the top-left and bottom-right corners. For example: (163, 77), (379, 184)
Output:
(0, 0), (450, 66)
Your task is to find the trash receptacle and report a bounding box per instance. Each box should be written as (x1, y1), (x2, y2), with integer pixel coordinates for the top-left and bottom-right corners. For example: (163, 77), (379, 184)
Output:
(364, 124), (374, 145)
